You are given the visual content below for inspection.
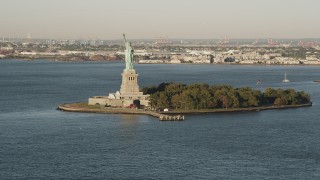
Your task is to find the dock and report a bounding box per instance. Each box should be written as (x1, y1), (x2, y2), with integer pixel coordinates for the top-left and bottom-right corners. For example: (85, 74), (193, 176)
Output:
(159, 115), (184, 121)
(145, 111), (184, 121)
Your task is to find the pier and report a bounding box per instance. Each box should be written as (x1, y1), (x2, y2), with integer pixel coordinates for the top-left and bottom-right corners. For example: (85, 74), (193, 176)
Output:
(159, 115), (184, 121)
(145, 111), (184, 121)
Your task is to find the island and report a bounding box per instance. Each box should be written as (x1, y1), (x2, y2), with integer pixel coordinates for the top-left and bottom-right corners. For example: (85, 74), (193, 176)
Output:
(58, 82), (312, 121)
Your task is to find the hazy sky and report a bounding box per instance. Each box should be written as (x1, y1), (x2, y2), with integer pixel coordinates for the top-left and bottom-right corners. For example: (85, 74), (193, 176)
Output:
(1, 0), (319, 39)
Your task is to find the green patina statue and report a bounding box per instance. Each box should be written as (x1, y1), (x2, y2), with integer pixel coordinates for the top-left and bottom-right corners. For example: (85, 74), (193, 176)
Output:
(123, 34), (134, 70)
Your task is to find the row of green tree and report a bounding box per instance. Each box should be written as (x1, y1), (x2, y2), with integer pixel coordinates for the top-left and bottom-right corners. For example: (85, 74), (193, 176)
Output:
(141, 82), (310, 109)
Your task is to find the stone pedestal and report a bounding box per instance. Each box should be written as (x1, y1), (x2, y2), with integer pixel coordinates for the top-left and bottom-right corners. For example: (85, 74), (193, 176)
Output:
(88, 69), (149, 107)
(120, 69), (139, 94)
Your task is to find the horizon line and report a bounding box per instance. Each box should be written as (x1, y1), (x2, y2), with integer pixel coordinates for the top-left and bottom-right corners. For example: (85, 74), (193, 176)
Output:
(1, 37), (320, 41)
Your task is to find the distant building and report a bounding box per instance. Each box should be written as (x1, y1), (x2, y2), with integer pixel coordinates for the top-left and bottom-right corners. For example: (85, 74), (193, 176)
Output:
(305, 55), (320, 65)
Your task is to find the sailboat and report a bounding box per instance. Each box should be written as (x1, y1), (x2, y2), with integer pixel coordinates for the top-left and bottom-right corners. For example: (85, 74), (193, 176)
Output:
(282, 72), (290, 83)
(256, 80), (262, 85)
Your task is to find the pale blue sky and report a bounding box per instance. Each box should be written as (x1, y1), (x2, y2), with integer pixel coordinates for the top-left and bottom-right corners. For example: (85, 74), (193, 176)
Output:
(0, 0), (319, 39)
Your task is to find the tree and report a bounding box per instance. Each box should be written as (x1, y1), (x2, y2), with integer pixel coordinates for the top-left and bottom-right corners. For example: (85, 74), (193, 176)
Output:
(274, 97), (288, 106)
(149, 91), (160, 107)
(157, 92), (170, 108)
(237, 87), (261, 107)
(141, 85), (158, 95)
(172, 94), (182, 109)
(143, 82), (310, 110)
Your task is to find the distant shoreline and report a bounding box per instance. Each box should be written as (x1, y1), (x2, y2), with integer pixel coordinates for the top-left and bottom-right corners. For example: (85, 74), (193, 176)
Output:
(0, 57), (120, 62)
(2, 58), (320, 66)
(138, 62), (320, 66)
(58, 102), (313, 119)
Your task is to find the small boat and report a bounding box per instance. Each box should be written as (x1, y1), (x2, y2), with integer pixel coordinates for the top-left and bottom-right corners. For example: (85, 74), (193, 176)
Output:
(314, 80), (320, 83)
(256, 80), (262, 85)
(282, 72), (290, 83)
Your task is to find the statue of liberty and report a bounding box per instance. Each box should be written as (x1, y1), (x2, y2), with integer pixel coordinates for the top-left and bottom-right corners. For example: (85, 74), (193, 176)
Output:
(123, 34), (134, 70)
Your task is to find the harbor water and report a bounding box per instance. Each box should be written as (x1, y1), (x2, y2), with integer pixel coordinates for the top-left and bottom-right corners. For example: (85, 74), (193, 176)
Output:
(0, 59), (320, 179)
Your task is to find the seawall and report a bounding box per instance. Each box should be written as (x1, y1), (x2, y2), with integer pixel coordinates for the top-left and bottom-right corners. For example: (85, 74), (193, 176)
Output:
(57, 102), (184, 121)
(57, 102), (312, 120)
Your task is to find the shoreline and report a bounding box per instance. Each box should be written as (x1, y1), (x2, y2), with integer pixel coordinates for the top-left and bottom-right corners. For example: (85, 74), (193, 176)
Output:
(0, 57), (121, 62)
(2, 58), (320, 66)
(58, 102), (313, 119)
